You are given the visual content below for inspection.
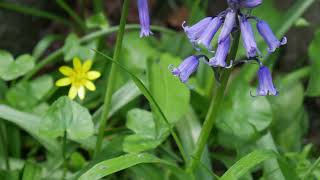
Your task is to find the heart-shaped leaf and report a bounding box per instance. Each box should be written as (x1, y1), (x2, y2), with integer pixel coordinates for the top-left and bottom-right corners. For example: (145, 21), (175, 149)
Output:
(123, 109), (163, 153)
(216, 81), (272, 145)
(39, 96), (94, 140)
(6, 75), (53, 110)
(0, 50), (35, 81)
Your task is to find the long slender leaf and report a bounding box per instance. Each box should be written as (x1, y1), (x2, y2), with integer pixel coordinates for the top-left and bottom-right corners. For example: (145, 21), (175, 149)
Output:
(79, 153), (171, 180)
(220, 150), (276, 180)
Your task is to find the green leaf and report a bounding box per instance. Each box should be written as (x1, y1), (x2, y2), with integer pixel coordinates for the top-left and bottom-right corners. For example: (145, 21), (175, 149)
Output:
(216, 81), (272, 143)
(22, 161), (42, 180)
(269, 77), (307, 151)
(220, 150), (276, 180)
(32, 35), (61, 59)
(294, 18), (310, 27)
(176, 107), (214, 180)
(63, 34), (97, 61)
(85, 12), (109, 29)
(123, 109), (163, 153)
(0, 50), (35, 81)
(147, 53), (190, 136)
(69, 152), (86, 171)
(94, 50), (185, 156)
(0, 105), (60, 154)
(79, 153), (170, 180)
(39, 96), (94, 140)
(6, 75), (53, 110)
(0, 170), (20, 180)
(257, 132), (286, 180)
(93, 81), (141, 123)
(306, 29), (320, 96)
(122, 32), (158, 73)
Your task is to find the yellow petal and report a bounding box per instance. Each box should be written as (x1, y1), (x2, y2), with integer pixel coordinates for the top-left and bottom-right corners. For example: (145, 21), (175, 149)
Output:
(73, 57), (82, 72)
(68, 86), (78, 99)
(86, 71), (101, 80)
(84, 80), (96, 91)
(55, 78), (71, 87)
(77, 86), (86, 100)
(59, 66), (74, 76)
(82, 60), (93, 72)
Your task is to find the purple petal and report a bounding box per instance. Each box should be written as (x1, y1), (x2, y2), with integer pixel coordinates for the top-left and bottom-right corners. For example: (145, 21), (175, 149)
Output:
(240, 16), (260, 58)
(171, 56), (199, 83)
(197, 17), (223, 49)
(256, 66), (278, 96)
(240, 0), (262, 8)
(138, 0), (153, 37)
(257, 20), (287, 53)
(218, 9), (236, 44)
(182, 17), (213, 42)
(209, 36), (231, 68)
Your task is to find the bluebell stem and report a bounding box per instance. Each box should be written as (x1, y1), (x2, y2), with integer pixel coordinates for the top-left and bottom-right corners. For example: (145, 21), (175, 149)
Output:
(256, 66), (278, 96)
(257, 20), (287, 53)
(182, 17), (213, 42)
(218, 9), (236, 44)
(171, 56), (200, 83)
(197, 17), (223, 50)
(137, 0), (152, 37)
(240, 16), (260, 58)
(209, 36), (231, 68)
(240, 0), (262, 8)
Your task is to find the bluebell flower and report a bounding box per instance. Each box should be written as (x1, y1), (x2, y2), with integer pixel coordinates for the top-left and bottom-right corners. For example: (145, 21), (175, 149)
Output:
(240, 0), (262, 8)
(197, 17), (223, 49)
(138, 0), (152, 37)
(218, 9), (236, 44)
(209, 36), (231, 68)
(257, 20), (287, 53)
(171, 56), (200, 83)
(256, 66), (278, 96)
(240, 16), (260, 58)
(182, 17), (213, 42)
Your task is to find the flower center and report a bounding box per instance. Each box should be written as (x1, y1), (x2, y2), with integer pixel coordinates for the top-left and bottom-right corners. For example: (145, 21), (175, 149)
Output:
(71, 72), (87, 88)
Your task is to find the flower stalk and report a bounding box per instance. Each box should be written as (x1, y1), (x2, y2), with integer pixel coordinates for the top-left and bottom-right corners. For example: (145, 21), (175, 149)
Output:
(186, 30), (240, 173)
(94, 0), (130, 156)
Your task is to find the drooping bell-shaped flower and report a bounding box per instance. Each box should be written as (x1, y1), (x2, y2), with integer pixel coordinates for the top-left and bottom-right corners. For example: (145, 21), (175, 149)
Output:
(138, 0), (153, 37)
(257, 20), (287, 53)
(256, 66), (278, 96)
(218, 9), (236, 44)
(240, 16), (260, 58)
(197, 17), (223, 49)
(209, 36), (231, 68)
(239, 0), (262, 8)
(182, 17), (212, 42)
(171, 56), (199, 83)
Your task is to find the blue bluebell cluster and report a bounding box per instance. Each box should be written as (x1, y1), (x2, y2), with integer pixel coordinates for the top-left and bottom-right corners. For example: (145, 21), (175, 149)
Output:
(171, 0), (285, 96)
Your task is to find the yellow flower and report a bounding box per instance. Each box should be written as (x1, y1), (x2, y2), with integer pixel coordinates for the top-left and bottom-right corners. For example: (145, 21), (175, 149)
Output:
(56, 57), (101, 100)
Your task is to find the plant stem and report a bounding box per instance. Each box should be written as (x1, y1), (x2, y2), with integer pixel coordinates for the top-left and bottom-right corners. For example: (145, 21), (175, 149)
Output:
(186, 31), (240, 173)
(62, 131), (67, 179)
(94, 0), (130, 156)
(93, 0), (103, 13)
(56, 0), (87, 31)
(0, 2), (70, 25)
(0, 122), (10, 170)
(21, 24), (174, 82)
(302, 156), (320, 180)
